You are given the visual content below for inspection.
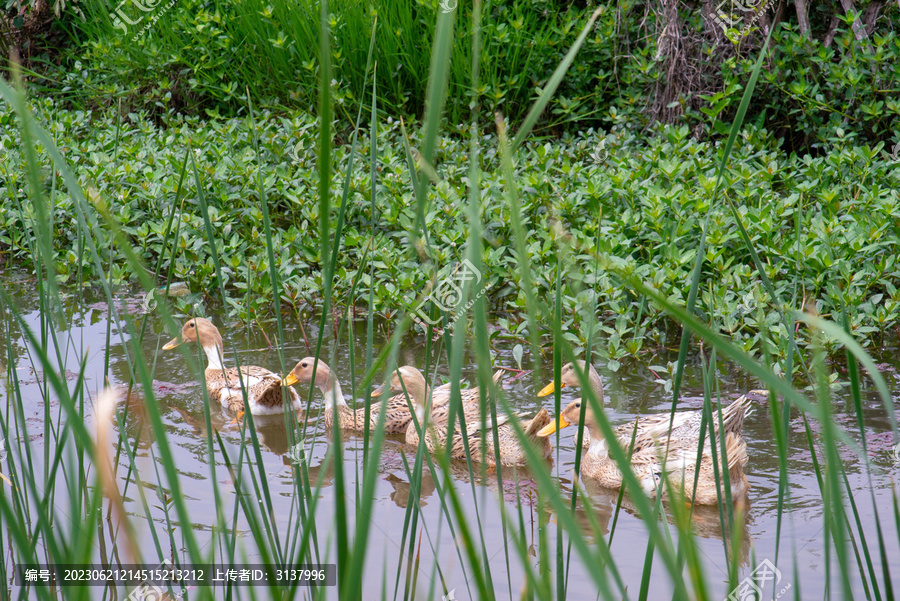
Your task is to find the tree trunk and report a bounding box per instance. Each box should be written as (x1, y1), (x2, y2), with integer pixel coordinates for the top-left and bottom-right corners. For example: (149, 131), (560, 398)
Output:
(863, 0), (886, 35)
(794, 0), (811, 35)
(823, 15), (841, 47)
(838, 0), (870, 41)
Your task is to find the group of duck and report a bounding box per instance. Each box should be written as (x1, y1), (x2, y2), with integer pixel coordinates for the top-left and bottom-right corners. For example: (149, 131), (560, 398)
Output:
(163, 317), (760, 506)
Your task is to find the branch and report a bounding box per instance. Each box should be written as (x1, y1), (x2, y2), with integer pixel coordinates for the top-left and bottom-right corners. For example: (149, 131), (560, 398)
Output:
(823, 15), (841, 47)
(794, 0), (811, 36)
(863, 0), (886, 34)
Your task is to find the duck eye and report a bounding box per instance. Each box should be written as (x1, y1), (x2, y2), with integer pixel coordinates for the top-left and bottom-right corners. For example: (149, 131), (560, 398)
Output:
(301, 362), (308, 368)
(189, 322), (195, 328)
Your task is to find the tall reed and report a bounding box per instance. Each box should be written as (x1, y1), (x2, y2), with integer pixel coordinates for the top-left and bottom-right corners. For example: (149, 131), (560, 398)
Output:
(0, 5), (897, 601)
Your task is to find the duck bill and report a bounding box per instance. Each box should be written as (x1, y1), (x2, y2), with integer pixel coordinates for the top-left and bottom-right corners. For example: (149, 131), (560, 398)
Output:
(537, 415), (570, 437)
(162, 337), (181, 350)
(537, 381), (566, 397)
(282, 373), (300, 387)
(372, 385), (385, 397)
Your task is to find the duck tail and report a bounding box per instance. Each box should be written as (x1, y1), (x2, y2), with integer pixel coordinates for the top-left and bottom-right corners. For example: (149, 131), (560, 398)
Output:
(724, 431), (748, 470)
(523, 407), (554, 459)
(524, 407), (552, 439)
(720, 389), (768, 434)
(713, 390), (760, 434)
(720, 396), (748, 434)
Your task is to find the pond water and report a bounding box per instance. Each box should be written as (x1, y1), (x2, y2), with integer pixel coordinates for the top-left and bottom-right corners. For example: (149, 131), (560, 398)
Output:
(3, 271), (899, 600)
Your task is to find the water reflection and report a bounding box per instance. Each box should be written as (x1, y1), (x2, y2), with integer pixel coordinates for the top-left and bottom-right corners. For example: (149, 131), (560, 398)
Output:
(4, 271), (899, 600)
(581, 477), (752, 564)
(384, 472), (436, 508)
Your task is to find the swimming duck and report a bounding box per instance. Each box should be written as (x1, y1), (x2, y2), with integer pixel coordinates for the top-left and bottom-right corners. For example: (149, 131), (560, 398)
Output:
(399, 369), (505, 448)
(163, 318), (302, 416)
(282, 358), (417, 434)
(538, 367), (758, 505)
(377, 366), (553, 467)
(537, 361), (601, 450)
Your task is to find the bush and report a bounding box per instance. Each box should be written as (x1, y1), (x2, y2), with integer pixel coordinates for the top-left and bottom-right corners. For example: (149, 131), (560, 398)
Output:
(2, 0), (80, 63)
(58, 0), (620, 129)
(700, 24), (900, 153)
(3, 98), (900, 374)
(43, 0), (898, 155)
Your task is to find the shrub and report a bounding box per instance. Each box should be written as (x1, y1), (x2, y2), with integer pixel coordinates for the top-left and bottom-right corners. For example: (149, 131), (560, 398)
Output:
(3, 98), (900, 373)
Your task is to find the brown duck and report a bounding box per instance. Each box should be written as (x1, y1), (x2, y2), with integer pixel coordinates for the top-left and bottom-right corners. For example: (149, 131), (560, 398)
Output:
(538, 362), (760, 505)
(163, 318), (302, 416)
(282, 358), (416, 434)
(378, 366), (553, 467)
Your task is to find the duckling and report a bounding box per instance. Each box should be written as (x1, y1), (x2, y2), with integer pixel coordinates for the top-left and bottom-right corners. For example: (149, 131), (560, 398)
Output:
(163, 318), (302, 416)
(378, 366), (553, 467)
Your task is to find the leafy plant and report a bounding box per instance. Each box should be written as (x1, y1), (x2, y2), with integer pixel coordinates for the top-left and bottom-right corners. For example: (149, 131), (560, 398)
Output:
(1, 3), (898, 601)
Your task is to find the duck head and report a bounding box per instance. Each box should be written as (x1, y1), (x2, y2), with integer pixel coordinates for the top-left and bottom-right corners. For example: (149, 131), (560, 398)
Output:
(282, 358), (345, 409)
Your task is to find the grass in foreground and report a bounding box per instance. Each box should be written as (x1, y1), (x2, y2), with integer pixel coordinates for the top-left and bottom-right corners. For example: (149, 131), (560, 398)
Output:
(0, 6), (898, 601)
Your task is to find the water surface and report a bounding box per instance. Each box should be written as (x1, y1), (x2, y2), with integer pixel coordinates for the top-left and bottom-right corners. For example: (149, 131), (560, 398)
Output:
(2, 272), (898, 600)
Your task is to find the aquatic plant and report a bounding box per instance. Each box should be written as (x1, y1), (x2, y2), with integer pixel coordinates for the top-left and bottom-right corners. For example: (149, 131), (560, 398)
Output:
(0, 7), (897, 601)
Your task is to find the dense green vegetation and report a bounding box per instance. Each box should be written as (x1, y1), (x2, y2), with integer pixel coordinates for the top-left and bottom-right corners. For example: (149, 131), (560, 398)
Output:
(2, 96), (899, 373)
(12, 0), (897, 154)
(1, 1), (899, 600)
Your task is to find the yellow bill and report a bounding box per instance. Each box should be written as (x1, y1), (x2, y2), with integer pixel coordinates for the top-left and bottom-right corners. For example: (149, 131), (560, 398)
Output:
(537, 380), (566, 397)
(282, 373), (300, 387)
(371, 385), (385, 397)
(537, 415), (570, 437)
(162, 337), (181, 350)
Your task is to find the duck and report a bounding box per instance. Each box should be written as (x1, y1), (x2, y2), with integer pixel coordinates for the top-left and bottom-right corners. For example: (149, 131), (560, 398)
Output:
(162, 318), (302, 416)
(537, 361), (602, 450)
(430, 378), (486, 414)
(282, 358), (417, 434)
(281, 359), (503, 434)
(377, 366), (553, 467)
(401, 369), (505, 447)
(538, 367), (759, 505)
